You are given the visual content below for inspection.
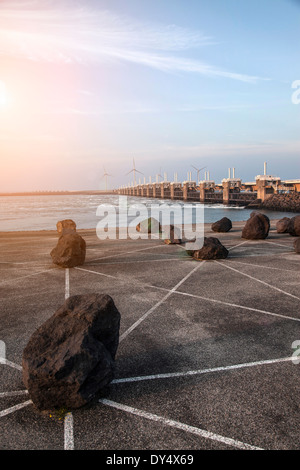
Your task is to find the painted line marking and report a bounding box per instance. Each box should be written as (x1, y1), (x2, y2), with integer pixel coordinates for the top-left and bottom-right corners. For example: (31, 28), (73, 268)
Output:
(0, 390), (28, 398)
(171, 289), (300, 322)
(63, 270), (74, 450)
(88, 243), (166, 263)
(263, 240), (294, 249)
(65, 268), (70, 300)
(0, 269), (51, 286)
(73, 261), (300, 323)
(227, 240), (248, 251)
(124, 277), (300, 323)
(227, 259), (300, 273)
(99, 399), (263, 450)
(119, 262), (205, 343)
(0, 400), (32, 418)
(112, 356), (294, 384)
(0, 358), (23, 371)
(85, 257), (189, 266)
(215, 261), (300, 300)
(75, 267), (117, 279)
(64, 412), (74, 450)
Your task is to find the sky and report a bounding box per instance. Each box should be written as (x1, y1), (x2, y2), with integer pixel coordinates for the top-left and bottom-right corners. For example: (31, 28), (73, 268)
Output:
(0, 0), (299, 192)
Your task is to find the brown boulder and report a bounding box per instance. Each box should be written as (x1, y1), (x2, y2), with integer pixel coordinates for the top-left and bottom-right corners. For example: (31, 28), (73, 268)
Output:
(242, 212), (270, 240)
(22, 294), (121, 411)
(294, 238), (300, 253)
(276, 217), (290, 234)
(56, 219), (76, 233)
(288, 215), (300, 237)
(163, 225), (182, 244)
(51, 231), (86, 268)
(136, 217), (161, 234)
(192, 237), (228, 260)
(211, 217), (232, 233)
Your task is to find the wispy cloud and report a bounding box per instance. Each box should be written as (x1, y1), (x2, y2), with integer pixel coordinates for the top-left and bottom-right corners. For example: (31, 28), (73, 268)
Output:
(0, 0), (265, 83)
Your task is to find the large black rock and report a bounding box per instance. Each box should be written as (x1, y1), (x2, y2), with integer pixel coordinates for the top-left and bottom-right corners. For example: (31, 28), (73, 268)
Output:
(242, 212), (270, 240)
(211, 217), (232, 233)
(288, 215), (300, 237)
(192, 237), (228, 260)
(22, 294), (121, 411)
(50, 231), (86, 268)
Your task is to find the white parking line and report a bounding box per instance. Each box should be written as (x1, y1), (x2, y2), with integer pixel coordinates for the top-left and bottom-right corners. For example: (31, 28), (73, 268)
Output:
(0, 358), (23, 371)
(227, 259), (300, 273)
(75, 267), (117, 279)
(89, 243), (166, 263)
(0, 400), (32, 418)
(119, 262), (205, 343)
(215, 261), (300, 300)
(0, 390), (28, 398)
(99, 399), (263, 450)
(112, 356), (294, 384)
(64, 412), (74, 450)
(0, 269), (51, 285)
(171, 289), (300, 322)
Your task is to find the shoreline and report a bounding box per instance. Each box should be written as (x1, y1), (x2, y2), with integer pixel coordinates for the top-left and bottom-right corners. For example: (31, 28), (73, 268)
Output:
(0, 218), (283, 236)
(0, 190), (116, 197)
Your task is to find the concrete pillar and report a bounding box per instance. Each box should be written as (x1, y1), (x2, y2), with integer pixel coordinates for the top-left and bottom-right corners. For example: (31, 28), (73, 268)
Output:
(256, 178), (267, 202)
(183, 182), (188, 201)
(160, 183), (164, 199)
(170, 183), (175, 200)
(223, 181), (230, 205)
(199, 182), (206, 203)
(152, 184), (156, 198)
(146, 184), (150, 197)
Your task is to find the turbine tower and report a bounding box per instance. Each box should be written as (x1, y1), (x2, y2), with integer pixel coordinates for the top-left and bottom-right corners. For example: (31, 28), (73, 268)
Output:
(191, 165), (206, 182)
(101, 166), (112, 191)
(126, 158), (143, 186)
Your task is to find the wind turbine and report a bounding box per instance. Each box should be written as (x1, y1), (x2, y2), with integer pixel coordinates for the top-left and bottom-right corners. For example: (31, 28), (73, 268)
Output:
(101, 166), (112, 191)
(156, 167), (164, 183)
(126, 158), (143, 186)
(191, 165), (206, 182)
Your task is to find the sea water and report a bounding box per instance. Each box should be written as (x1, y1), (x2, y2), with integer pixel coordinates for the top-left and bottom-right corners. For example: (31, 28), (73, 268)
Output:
(0, 194), (297, 232)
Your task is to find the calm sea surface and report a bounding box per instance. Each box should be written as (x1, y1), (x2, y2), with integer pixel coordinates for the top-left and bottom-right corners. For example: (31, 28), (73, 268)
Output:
(0, 194), (296, 232)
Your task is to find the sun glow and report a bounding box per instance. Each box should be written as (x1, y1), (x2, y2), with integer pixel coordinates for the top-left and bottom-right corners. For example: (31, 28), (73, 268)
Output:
(0, 80), (8, 108)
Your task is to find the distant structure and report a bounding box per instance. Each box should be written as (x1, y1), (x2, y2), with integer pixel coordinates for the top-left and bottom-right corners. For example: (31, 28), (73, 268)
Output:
(101, 167), (113, 191)
(126, 158), (143, 186)
(119, 161), (299, 205)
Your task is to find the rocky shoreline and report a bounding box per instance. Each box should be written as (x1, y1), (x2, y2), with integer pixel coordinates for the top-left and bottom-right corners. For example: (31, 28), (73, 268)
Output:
(259, 192), (300, 213)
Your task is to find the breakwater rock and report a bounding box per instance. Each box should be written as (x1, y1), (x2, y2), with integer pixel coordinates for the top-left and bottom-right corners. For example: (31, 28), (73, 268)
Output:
(260, 193), (300, 213)
(22, 294), (121, 411)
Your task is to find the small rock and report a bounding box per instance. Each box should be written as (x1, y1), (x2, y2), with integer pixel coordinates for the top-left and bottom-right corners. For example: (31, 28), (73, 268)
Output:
(50, 231), (86, 268)
(192, 237), (228, 260)
(56, 219), (76, 233)
(242, 212), (270, 239)
(136, 217), (161, 234)
(163, 225), (182, 244)
(211, 217), (232, 233)
(22, 294), (121, 411)
(288, 215), (300, 237)
(276, 217), (290, 234)
(294, 238), (300, 253)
